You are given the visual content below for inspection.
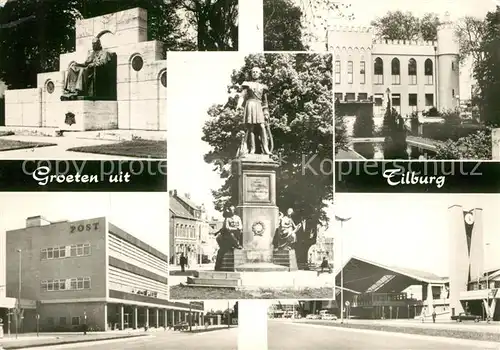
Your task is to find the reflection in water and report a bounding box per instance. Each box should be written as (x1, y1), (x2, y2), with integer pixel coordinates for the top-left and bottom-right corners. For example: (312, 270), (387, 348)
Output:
(352, 142), (436, 160)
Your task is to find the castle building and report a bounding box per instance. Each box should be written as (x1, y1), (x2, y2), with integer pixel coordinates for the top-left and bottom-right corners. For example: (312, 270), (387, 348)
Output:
(1, 216), (202, 333)
(328, 13), (460, 127)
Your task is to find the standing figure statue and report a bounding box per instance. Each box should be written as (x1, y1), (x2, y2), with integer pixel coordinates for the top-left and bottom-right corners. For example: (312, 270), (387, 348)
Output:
(62, 30), (113, 99)
(235, 67), (274, 156)
(273, 208), (302, 251)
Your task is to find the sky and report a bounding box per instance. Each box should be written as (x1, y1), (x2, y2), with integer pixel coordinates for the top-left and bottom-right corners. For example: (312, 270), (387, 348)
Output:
(167, 52), (245, 218)
(0, 192), (168, 254)
(333, 193), (500, 277)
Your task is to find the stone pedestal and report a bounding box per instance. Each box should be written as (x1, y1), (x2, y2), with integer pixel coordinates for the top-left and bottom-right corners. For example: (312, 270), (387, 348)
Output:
(57, 100), (118, 131)
(272, 249), (298, 271)
(232, 154), (284, 272)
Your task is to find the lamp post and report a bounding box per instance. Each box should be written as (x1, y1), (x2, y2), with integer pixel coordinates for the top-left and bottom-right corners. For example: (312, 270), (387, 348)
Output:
(227, 301), (230, 329)
(335, 215), (351, 324)
(485, 243), (490, 321)
(15, 249), (21, 339)
(189, 302), (192, 332)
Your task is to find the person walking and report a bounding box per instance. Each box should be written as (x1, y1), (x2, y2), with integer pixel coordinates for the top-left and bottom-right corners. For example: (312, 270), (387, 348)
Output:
(179, 253), (187, 273)
(432, 310), (436, 323)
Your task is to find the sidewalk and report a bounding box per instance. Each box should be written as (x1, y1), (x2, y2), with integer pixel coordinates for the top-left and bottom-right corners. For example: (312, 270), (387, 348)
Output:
(169, 263), (215, 275)
(294, 318), (500, 343)
(0, 329), (154, 349)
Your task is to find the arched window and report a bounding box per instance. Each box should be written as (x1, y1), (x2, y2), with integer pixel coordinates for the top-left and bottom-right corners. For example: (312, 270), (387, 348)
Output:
(408, 58), (417, 85)
(374, 57), (383, 85)
(391, 58), (400, 84)
(424, 59), (433, 85)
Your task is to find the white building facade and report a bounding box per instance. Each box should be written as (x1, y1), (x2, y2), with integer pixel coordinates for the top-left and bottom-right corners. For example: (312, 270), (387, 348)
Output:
(328, 15), (460, 129)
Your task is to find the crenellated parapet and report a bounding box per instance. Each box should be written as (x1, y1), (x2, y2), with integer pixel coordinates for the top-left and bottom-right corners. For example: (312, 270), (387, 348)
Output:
(328, 25), (372, 33)
(373, 39), (436, 46)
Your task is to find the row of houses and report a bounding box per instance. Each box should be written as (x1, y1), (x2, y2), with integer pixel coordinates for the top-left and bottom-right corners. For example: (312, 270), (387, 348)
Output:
(169, 190), (222, 267)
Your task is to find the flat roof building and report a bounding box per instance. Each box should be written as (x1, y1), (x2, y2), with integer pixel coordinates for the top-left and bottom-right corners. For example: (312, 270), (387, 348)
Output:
(2, 216), (203, 333)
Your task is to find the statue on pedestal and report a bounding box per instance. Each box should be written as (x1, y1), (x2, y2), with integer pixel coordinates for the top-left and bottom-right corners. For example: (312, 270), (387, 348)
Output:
(61, 30), (113, 100)
(235, 67), (274, 156)
(273, 208), (301, 251)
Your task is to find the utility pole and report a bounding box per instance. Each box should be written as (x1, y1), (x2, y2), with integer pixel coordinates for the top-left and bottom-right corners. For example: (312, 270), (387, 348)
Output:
(335, 215), (351, 324)
(227, 301), (230, 329)
(189, 303), (192, 332)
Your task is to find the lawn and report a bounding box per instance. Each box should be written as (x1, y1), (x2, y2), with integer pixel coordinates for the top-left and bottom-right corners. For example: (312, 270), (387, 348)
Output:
(169, 286), (334, 300)
(67, 139), (166, 159)
(297, 320), (500, 342)
(0, 138), (56, 151)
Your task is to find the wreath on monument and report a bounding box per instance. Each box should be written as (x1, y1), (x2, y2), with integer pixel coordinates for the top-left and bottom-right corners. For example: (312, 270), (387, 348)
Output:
(252, 221), (265, 236)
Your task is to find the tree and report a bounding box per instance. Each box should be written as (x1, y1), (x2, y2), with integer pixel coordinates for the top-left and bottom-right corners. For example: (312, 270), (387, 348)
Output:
(0, 0), (191, 89)
(334, 98), (349, 154)
(371, 11), (439, 41)
(263, 0), (306, 51)
(454, 16), (487, 66)
(352, 111), (374, 138)
(202, 53), (333, 259)
(382, 96), (408, 159)
(473, 6), (500, 127)
(174, 0), (238, 51)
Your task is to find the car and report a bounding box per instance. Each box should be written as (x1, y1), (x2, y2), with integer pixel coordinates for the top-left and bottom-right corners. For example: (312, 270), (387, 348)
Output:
(306, 314), (320, 319)
(321, 314), (337, 321)
(451, 312), (481, 322)
(173, 322), (190, 330)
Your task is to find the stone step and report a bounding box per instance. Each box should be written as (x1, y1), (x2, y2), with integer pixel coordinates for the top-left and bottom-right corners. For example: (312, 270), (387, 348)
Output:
(187, 277), (241, 287)
(195, 271), (241, 279)
(235, 262), (289, 272)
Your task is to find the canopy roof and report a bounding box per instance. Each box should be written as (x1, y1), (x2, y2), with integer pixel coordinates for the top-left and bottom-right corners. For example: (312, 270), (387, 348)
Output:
(335, 257), (448, 294)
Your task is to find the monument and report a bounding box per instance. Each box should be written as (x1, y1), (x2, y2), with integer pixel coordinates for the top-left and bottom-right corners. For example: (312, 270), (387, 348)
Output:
(4, 8), (167, 132)
(185, 66), (303, 289)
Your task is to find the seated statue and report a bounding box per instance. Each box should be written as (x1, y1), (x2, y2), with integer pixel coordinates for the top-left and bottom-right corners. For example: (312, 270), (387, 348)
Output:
(214, 205), (243, 271)
(273, 208), (302, 251)
(61, 30), (116, 100)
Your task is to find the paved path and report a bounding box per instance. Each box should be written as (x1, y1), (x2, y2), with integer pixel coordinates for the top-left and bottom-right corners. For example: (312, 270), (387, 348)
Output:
(23, 327), (238, 350)
(268, 320), (500, 350)
(0, 135), (133, 159)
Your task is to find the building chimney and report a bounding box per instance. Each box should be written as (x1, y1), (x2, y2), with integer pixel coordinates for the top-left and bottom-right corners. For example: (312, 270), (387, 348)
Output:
(26, 216), (43, 228)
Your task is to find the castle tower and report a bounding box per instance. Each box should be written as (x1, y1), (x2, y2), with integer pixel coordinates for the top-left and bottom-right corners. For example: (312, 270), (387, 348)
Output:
(436, 12), (460, 111)
(448, 205), (484, 316)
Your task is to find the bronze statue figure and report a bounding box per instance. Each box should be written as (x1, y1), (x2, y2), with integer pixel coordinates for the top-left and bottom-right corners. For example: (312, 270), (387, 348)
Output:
(214, 205), (243, 271)
(273, 208), (302, 251)
(235, 67), (274, 156)
(61, 30), (113, 100)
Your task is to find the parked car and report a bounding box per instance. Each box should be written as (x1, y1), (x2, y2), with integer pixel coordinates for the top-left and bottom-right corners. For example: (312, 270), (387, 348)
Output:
(321, 314), (337, 321)
(173, 322), (189, 330)
(451, 312), (481, 322)
(306, 314), (321, 319)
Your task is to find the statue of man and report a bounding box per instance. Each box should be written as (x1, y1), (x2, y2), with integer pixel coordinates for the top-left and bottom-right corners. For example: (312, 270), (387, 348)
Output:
(62, 30), (113, 99)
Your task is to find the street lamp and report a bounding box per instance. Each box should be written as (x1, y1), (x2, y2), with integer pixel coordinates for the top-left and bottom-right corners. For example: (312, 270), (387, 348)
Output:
(335, 214), (351, 325)
(16, 249), (21, 339)
(485, 243), (491, 321)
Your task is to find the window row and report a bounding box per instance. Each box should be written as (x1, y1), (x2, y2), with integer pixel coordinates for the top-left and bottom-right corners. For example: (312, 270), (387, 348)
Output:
(108, 234), (167, 272)
(174, 224), (197, 239)
(335, 92), (435, 108)
(47, 316), (81, 326)
(41, 277), (91, 291)
(335, 60), (365, 85)
(41, 243), (91, 260)
(373, 58), (434, 85)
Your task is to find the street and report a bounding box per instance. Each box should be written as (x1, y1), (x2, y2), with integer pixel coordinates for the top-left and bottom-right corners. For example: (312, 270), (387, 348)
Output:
(24, 328), (238, 350)
(268, 320), (500, 350)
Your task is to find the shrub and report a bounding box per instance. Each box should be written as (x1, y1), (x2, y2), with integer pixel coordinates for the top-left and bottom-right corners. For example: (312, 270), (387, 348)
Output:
(434, 130), (492, 159)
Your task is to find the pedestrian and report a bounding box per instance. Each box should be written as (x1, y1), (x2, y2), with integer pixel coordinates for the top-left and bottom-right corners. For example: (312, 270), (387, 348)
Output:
(180, 253), (187, 272)
(432, 310), (436, 323)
